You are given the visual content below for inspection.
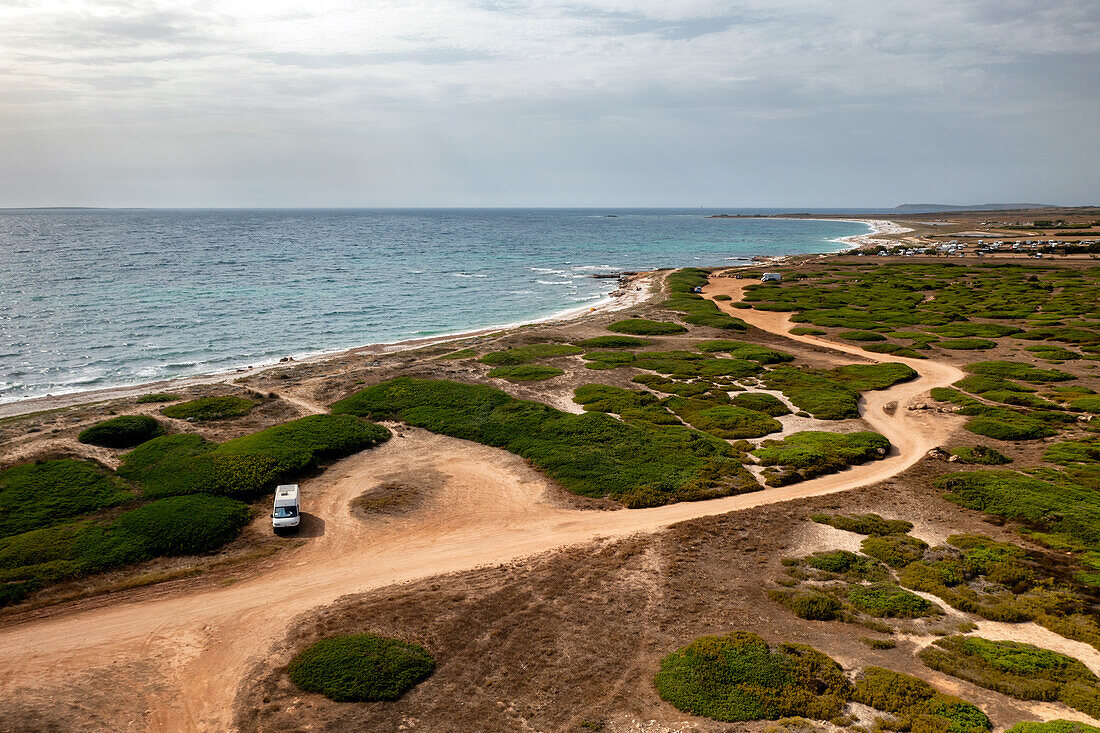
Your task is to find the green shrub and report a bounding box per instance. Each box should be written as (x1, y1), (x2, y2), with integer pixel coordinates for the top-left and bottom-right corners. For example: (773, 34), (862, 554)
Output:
(606, 319), (686, 335)
(953, 374), (1035, 394)
(861, 534), (929, 568)
(838, 330), (887, 342)
(761, 364), (916, 420)
(713, 294), (731, 301)
(938, 338), (997, 350)
(288, 634), (435, 702)
(950, 446), (1011, 465)
(729, 393), (790, 416)
(161, 396), (254, 421)
(581, 351), (635, 370)
(964, 408), (1057, 441)
(695, 340), (794, 363)
(1044, 439), (1100, 465)
(769, 589), (842, 620)
(860, 343), (925, 358)
(78, 415), (163, 448)
(479, 343), (582, 365)
(487, 364), (564, 381)
(846, 582), (939, 618)
(136, 393), (179, 403)
(811, 513), (914, 536)
(574, 384), (659, 414)
(111, 494), (251, 555)
(753, 431), (890, 486)
(933, 323), (1023, 338)
(654, 632), (852, 722)
(920, 636), (1100, 718)
(664, 398), (781, 440)
(1071, 396), (1100, 413)
(789, 327), (825, 336)
(853, 666), (991, 733)
(1026, 345), (1082, 361)
(333, 378), (757, 506)
(0, 460), (132, 539)
(120, 415), (390, 500)
(576, 335), (650, 349)
(966, 361), (1075, 383)
(1008, 722), (1100, 733)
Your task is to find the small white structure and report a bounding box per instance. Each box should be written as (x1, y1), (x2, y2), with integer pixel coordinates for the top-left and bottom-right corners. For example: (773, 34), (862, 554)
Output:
(761, 272), (782, 282)
(272, 484), (301, 533)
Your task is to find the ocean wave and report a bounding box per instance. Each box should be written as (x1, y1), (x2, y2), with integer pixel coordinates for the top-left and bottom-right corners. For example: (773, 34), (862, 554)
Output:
(536, 279), (572, 285)
(451, 272), (488, 278)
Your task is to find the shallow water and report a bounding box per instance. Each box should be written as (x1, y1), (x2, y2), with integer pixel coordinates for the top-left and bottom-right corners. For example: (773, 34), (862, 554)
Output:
(0, 208), (871, 402)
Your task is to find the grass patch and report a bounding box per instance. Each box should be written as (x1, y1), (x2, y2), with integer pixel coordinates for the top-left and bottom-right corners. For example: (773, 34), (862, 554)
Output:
(161, 396), (254, 421)
(0, 459), (133, 539)
(78, 415), (163, 448)
(838, 330), (887, 342)
(938, 338), (998, 350)
(966, 361), (1075, 383)
(950, 446), (1011, 465)
(576, 335), (650, 349)
(1008, 723), (1100, 733)
(1026, 345), (1082, 361)
(853, 666), (991, 733)
(136, 393), (179, 403)
(1071, 396), (1100, 413)
(333, 378), (757, 507)
(479, 343), (582, 365)
(860, 343), (925, 358)
(287, 633), (435, 702)
(729, 392), (790, 416)
(663, 398), (781, 439)
(487, 364), (564, 381)
(920, 636), (1100, 718)
(606, 319), (686, 336)
(933, 323), (1023, 338)
(860, 534), (929, 568)
(695, 339), (794, 363)
(811, 513), (913, 536)
(846, 581), (939, 618)
(581, 351), (635, 370)
(753, 431), (890, 486)
(789, 327), (825, 335)
(654, 631), (852, 722)
(761, 363), (917, 420)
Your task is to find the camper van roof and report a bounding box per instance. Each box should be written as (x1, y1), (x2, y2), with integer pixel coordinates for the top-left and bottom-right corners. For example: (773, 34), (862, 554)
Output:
(275, 484), (299, 500)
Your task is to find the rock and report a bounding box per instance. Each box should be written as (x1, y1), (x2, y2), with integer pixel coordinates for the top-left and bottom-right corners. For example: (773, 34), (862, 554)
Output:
(948, 454), (960, 462)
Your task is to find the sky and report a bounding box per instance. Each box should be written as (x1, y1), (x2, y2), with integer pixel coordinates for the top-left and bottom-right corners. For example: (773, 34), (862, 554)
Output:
(1, 0), (1098, 208)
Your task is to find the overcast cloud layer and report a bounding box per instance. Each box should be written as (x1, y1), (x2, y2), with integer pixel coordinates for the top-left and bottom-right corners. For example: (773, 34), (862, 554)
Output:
(2, 0), (1098, 207)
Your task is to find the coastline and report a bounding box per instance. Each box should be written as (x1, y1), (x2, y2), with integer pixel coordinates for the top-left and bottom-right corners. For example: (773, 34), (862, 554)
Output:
(0, 273), (656, 419)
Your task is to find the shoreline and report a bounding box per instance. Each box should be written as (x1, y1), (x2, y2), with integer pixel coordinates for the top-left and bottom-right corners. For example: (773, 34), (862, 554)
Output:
(0, 273), (656, 419)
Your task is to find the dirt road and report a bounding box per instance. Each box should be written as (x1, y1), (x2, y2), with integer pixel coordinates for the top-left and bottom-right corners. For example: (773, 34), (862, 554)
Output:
(0, 276), (964, 731)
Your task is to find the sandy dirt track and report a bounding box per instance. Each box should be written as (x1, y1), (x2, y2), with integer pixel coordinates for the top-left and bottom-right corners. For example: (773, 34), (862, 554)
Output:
(0, 276), (964, 731)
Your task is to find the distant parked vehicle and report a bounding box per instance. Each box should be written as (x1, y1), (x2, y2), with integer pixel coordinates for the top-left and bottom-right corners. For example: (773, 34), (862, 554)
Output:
(272, 484), (301, 534)
(761, 272), (782, 282)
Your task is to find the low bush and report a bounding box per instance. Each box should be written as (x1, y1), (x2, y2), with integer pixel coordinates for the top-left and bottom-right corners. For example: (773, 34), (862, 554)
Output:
(811, 513), (913, 536)
(729, 392), (790, 416)
(1044, 439), (1100, 465)
(950, 445), (1011, 465)
(838, 330), (887, 342)
(1071, 396), (1100, 413)
(479, 343), (582, 365)
(487, 364), (564, 381)
(695, 340), (794, 363)
(860, 343), (925, 358)
(964, 408), (1057, 441)
(789, 327), (825, 335)
(0, 459), (132, 539)
(111, 494), (251, 556)
(664, 398), (781, 440)
(753, 431), (890, 486)
(769, 589), (842, 620)
(580, 351), (635, 370)
(78, 415), (163, 448)
(965, 361), (1075, 383)
(846, 582), (939, 618)
(919, 636), (1100, 718)
(938, 338), (997, 350)
(761, 364), (916, 420)
(333, 378), (757, 506)
(933, 323), (1023, 338)
(574, 384), (659, 414)
(575, 335), (650, 349)
(953, 375), (1035, 394)
(654, 632), (852, 722)
(1026, 345), (1082, 361)
(287, 633), (435, 702)
(1008, 723), (1100, 733)
(606, 319), (686, 335)
(136, 393), (179, 403)
(161, 396), (254, 421)
(861, 534), (929, 568)
(853, 666), (991, 733)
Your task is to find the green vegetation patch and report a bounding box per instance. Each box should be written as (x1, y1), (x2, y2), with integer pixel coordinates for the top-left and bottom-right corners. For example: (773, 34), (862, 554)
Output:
(933, 323), (1023, 338)
(753, 431), (890, 486)
(487, 364), (565, 381)
(937, 338), (998, 350)
(575, 335), (650, 349)
(860, 534), (929, 568)
(663, 268), (749, 330)
(1043, 438), (1100, 466)
(695, 339), (794, 364)
(838, 330), (887, 342)
(136, 393), (179, 403)
(161, 395), (255, 421)
(0, 459), (132, 539)
(78, 415), (163, 448)
(789, 327), (825, 336)
(846, 582), (938, 618)
(288, 633), (435, 702)
(572, 384), (676, 428)
(632, 351), (763, 380)
(1008, 723), (1100, 733)
(120, 415), (390, 500)
(853, 666), (991, 733)
(333, 378), (757, 507)
(960, 407), (1058, 441)
(606, 318), (686, 336)
(580, 351), (635, 370)
(860, 343), (925, 358)
(1071, 396), (1100, 413)
(436, 347), (476, 360)
(664, 398), (781, 440)
(966, 361), (1075, 383)
(654, 631), (852, 722)
(729, 392), (790, 416)
(810, 512), (913, 536)
(920, 636), (1100, 718)
(479, 343), (582, 365)
(950, 445), (1011, 465)
(1026, 345), (1082, 361)
(761, 363), (916, 420)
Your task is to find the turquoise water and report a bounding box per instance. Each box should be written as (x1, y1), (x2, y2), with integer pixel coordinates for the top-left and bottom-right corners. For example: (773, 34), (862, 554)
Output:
(0, 208), (869, 403)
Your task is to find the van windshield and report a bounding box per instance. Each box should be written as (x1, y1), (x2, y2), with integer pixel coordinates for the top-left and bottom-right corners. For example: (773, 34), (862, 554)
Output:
(273, 506), (298, 518)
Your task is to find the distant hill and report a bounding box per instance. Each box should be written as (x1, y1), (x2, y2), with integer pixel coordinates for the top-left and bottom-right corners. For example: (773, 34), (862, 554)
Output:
(893, 203), (1050, 213)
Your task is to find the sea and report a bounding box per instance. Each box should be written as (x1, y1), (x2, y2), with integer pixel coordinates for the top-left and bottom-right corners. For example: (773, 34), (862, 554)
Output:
(0, 208), (880, 404)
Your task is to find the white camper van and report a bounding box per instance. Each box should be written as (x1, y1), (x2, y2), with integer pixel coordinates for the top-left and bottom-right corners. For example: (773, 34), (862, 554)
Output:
(761, 272), (782, 282)
(272, 484), (300, 533)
